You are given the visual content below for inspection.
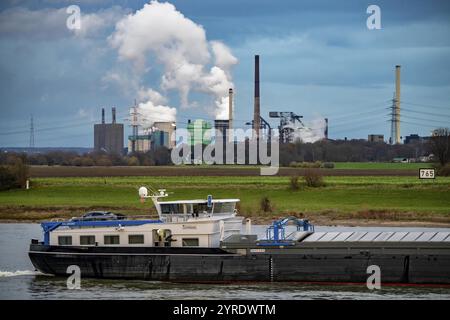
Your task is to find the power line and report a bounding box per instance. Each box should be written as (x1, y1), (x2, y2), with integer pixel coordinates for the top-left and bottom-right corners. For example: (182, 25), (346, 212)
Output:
(29, 115), (35, 148)
(402, 101), (450, 111)
(398, 120), (443, 130)
(398, 114), (450, 125)
(402, 107), (450, 119)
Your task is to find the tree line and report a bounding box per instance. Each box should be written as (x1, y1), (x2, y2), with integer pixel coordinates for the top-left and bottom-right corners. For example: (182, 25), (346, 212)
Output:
(0, 127), (448, 171)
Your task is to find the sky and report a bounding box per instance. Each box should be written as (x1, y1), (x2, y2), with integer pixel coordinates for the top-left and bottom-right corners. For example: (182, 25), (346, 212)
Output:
(0, 0), (449, 147)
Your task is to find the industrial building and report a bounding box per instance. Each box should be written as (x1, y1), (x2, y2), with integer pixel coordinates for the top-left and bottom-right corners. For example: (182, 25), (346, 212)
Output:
(127, 131), (169, 153)
(94, 108), (124, 155)
(214, 119), (230, 142)
(127, 121), (175, 153)
(153, 121), (176, 148)
(368, 134), (384, 143)
(187, 119), (212, 146)
(404, 134), (430, 145)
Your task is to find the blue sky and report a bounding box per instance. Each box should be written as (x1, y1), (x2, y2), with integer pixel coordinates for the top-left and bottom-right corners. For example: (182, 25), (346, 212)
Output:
(0, 0), (449, 147)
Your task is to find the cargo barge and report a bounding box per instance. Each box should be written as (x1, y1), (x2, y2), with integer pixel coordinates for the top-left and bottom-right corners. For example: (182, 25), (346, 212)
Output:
(29, 187), (450, 284)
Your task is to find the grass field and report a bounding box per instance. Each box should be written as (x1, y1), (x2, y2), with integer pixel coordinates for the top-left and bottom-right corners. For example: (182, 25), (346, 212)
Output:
(332, 162), (433, 170)
(0, 175), (449, 225)
(28, 162), (428, 178)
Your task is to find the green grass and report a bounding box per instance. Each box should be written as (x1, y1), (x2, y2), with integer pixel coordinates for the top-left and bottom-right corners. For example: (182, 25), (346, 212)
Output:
(0, 176), (449, 223)
(333, 162), (432, 170)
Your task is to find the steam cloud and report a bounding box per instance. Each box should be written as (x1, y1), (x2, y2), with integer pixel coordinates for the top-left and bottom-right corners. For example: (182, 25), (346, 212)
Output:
(288, 118), (326, 143)
(109, 0), (238, 128)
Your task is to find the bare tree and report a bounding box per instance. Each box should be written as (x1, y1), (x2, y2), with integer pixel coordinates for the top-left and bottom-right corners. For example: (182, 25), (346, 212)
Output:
(429, 128), (450, 166)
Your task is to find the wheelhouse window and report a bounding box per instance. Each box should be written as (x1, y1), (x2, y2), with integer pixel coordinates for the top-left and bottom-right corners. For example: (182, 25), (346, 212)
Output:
(104, 235), (120, 245)
(193, 203), (211, 215)
(161, 203), (184, 214)
(58, 236), (72, 245)
(128, 234), (144, 244)
(213, 202), (235, 214)
(182, 238), (199, 247)
(80, 235), (95, 245)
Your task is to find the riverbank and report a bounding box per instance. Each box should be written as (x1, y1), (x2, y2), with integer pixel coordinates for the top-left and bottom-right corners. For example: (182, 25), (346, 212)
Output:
(0, 176), (449, 226)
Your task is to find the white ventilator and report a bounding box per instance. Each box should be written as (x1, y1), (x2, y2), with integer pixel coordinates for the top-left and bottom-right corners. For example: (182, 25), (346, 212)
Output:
(138, 187), (148, 198)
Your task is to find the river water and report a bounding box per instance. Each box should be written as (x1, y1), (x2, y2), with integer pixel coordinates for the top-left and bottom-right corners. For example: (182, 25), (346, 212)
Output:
(1, 223), (450, 300)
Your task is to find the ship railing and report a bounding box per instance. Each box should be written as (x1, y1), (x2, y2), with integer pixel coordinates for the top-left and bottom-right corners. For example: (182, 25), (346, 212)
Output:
(121, 215), (158, 220)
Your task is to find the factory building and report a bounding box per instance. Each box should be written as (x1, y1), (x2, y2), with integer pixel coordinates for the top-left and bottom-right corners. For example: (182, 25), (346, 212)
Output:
(214, 119), (230, 143)
(404, 134), (430, 145)
(127, 118), (175, 154)
(127, 131), (169, 153)
(368, 134), (385, 143)
(94, 108), (124, 155)
(153, 121), (176, 148)
(187, 119), (212, 146)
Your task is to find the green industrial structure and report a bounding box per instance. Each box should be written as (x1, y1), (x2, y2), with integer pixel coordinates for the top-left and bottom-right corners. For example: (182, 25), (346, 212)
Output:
(187, 119), (212, 146)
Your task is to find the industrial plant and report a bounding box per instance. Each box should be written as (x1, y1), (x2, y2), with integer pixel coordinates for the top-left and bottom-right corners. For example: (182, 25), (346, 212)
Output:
(88, 54), (428, 159)
(94, 107), (124, 155)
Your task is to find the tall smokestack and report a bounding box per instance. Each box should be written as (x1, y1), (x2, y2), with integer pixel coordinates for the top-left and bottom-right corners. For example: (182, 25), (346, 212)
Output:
(253, 55), (261, 138)
(112, 107), (116, 124)
(228, 88), (233, 139)
(324, 118), (328, 140)
(101, 108), (105, 124)
(395, 65), (401, 144)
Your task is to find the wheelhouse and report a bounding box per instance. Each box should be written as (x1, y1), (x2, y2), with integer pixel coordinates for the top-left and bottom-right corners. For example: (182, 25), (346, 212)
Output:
(156, 199), (239, 222)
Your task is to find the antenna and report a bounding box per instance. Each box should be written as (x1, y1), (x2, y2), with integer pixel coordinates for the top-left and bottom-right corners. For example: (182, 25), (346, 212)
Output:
(29, 114), (35, 148)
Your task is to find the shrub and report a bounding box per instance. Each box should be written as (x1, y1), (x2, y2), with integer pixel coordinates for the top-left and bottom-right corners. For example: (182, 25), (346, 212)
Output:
(260, 196), (272, 213)
(321, 162), (335, 169)
(81, 157), (94, 166)
(289, 161), (298, 168)
(289, 161), (322, 168)
(127, 156), (140, 166)
(71, 157), (82, 166)
(436, 163), (450, 176)
(96, 156), (112, 166)
(0, 166), (17, 190)
(0, 159), (29, 190)
(289, 175), (300, 190)
(304, 169), (325, 187)
(11, 158), (29, 188)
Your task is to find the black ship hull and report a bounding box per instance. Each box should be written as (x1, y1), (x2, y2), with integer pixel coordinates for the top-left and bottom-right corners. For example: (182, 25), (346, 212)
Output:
(29, 243), (450, 284)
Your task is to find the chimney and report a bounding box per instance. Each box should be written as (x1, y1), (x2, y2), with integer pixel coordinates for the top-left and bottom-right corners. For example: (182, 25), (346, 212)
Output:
(253, 55), (261, 138)
(324, 118), (328, 140)
(112, 107), (116, 124)
(228, 88), (233, 135)
(395, 65), (401, 144)
(101, 108), (105, 124)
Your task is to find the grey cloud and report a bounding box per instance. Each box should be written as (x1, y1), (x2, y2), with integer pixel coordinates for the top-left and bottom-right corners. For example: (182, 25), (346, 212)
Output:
(0, 5), (127, 40)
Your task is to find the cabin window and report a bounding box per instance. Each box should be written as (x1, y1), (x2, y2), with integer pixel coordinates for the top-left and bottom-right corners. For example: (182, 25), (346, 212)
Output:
(128, 234), (144, 244)
(193, 203), (211, 215)
(161, 204), (183, 214)
(80, 235), (95, 245)
(104, 235), (120, 245)
(58, 236), (72, 245)
(213, 202), (234, 214)
(182, 238), (199, 247)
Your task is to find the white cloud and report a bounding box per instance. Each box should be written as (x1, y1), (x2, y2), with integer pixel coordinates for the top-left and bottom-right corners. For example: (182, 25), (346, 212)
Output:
(0, 5), (127, 40)
(136, 100), (177, 129)
(109, 0), (238, 119)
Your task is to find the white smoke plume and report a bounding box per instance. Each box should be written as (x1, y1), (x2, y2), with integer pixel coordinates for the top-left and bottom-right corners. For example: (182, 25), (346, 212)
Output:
(109, 0), (238, 125)
(289, 118), (326, 143)
(135, 100), (177, 130)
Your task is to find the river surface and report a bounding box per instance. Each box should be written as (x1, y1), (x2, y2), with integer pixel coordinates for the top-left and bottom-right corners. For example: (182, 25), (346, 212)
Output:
(1, 223), (450, 300)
